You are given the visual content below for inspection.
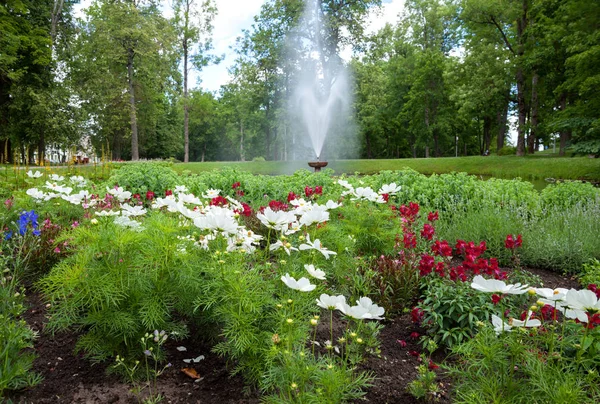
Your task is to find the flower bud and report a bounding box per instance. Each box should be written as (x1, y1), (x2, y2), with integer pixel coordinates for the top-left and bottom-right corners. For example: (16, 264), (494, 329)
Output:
(528, 288), (536, 296)
(530, 305), (538, 312)
(286, 318), (294, 324)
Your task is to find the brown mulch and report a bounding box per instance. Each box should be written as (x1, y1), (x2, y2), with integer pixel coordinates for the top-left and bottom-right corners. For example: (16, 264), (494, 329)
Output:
(7, 266), (579, 403)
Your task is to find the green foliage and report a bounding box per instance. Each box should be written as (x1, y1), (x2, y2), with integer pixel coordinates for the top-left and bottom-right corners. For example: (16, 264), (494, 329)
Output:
(448, 326), (600, 403)
(38, 213), (198, 361)
(579, 259), (600, 288)
(541, 181), (600, 209)
(0, 259), (41, 397)
(106, 163), (180, 195)
(417, 270), (540, 347)
(571, 140), (600, 157)
(497, 146), (517, 156)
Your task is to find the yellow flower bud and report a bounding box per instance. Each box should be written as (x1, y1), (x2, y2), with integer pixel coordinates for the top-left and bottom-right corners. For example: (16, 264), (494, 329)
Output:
(286, 318), (294, 324)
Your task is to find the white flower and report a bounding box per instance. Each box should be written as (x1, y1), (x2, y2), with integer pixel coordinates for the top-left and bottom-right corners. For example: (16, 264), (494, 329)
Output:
(565, 309), (589, 322)
(270, 239), (298, 256)
(95, 210), (120, 217)
(282, 221), (301, 236)
(26, 188), (46, 201)
(107, 186), (132, 202)
(45, 182), (72, 195)
(565, 289), (600, 313)
(304, 264), (326, 280)
(193, 208), (239, 235)
(121, 203), (147, 217)
(256, 207), (296, 232)
(324, 200), (342, 210)
(471, 275), (528, 295)
(26, 170), (43, 178)
(178, 193), (201, 205)
(378, 183), (401, 195)
(202, 189), (220, 199)
(347, 297), (385, 320)
(316, 294), (347, 310)
(337, 179), (354, 190)
(70, 175), (87, 187)
(510, 311), (541, 328)
(299, 205), (329, 227)
(50, 174), (64, 181)
(351, 187), (378, 201)
(281, 273), (316, 292)
(533, 288), (568, 302)
(114, 215), (144, 231)
(174, 185), (188, 193)
(299, 234), (337, 260)
(491, 314), (512, 334)
(290, 198), (312, 215)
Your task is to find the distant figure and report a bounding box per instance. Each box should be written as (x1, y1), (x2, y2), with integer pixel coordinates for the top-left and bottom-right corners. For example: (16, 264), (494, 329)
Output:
(483, 149), (490, 156)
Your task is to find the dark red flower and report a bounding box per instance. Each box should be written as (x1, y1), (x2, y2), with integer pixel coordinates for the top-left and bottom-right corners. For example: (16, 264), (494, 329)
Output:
(132, 193), (141, 200)
(492, 294), (502, 305)
(210, 196), (228, 207)
(397, 339), (407, 348)
(232, 182), (241, 189)
(314, 186), (323, 195)
(434, 262), (446, 277)
(410, 331), (420, 340)
(287, 192), (298, 202)
(408, 350), (420, 357)
(165, 190), (173, 196)
(236, 190), (245, 197)
(304, 186), (314, 198)
(505, 234), (523, 249)
(421, 223), (435, 240)
(432, 240), (453, 257)
(381, 193), (390, 202)
(146, 190), (155, 201)
(268, 200), (288, 211)
(588, 284), (600, 299)
(428, 359), (440, 370)
(411, 307), (424, 324)
(419, 254), (435, 276)
(403, 232), (417, 249)
(427, 211), (439, 222)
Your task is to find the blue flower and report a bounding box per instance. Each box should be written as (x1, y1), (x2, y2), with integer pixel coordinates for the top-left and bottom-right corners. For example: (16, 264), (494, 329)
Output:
(4, 231), (12, 240)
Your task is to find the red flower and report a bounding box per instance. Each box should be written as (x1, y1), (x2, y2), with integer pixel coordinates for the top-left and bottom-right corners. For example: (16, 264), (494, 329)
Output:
(428, 359), (440, 370)
(381, 193), (390, 202)
(588, 284), (600, 299)
(145, 190), (155, 200)
(314, 186), (323, 195)
(165, 190), (173, 196)
(434, 262), (445, 277)
(132, 193), (141, 200)
(408, 350), (420, 357)
(304, 186), (314, 198)
(419, 254), (435, 276)
(411, 307), (424, 324)
(449, 266), (467, 282)
(403, 232), (417, 249)
(586, 313), (600, 329)
(287, 191), (298, 202)
(427, 211), (439, 222)
(210, 196), (228, 207)
(421, 223), (435, 240)
(399, 202), (420, 221)
(491, 294), (502, 305)
(397, 339), (407, 348)
(505, 234), (523, 249)
(268, 200), (288, 211)
(410, 331), (420, 340)
(432, 240), (453, 257)
(236, 190), (245, 197)
(232, 182), (241, 189)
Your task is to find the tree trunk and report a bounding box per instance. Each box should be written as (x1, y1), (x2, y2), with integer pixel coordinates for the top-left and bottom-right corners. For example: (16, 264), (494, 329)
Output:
(558, 93), (570, 156)
(201, 141), (206, 162)
(496, 92), (509, 153)
(433, 129), (440, 157)
(515, 0), (529, 156)
(265, 101), (271, 160)
(127, 48), (139, 161)
(183, 37), (189, 163)
(240, 120), (245, 161)
(483, 116), (492, 155)
(38, 132), (45, 165)
(365, 132), (373, 159)
(425, 146), (430, 158)
(528, 72), (539, 154)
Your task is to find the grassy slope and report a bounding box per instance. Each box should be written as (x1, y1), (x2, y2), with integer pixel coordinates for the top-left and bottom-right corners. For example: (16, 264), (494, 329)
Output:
(174, 156), (600, 181)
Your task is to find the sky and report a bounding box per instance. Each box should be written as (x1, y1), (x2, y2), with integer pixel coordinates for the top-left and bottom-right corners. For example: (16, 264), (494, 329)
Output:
(73, 0), (407, 93)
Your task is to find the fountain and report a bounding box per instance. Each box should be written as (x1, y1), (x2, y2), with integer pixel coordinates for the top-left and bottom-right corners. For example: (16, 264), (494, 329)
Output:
(289, 0), (352, 172)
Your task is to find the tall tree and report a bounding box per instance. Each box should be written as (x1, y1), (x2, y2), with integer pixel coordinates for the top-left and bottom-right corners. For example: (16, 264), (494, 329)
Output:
(173, 0), (216, 163)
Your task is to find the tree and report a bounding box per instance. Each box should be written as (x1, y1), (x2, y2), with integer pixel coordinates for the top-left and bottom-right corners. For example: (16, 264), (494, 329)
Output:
(173, 0), (217, 163)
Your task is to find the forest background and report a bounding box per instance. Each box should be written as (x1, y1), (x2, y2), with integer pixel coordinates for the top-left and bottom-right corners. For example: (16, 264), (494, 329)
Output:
(1, 0), (598, 163)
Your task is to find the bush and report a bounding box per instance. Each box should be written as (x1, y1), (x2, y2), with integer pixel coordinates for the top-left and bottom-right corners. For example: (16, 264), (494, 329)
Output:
(105, 162), (180, 195)
(497, 146), (517, 156)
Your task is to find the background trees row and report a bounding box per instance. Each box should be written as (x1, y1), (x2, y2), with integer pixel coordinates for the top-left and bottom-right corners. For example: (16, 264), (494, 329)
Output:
(1, 0), (598, 162)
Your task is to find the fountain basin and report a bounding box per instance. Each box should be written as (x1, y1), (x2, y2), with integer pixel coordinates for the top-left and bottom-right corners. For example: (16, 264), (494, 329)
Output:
(308, 161), (328, 172)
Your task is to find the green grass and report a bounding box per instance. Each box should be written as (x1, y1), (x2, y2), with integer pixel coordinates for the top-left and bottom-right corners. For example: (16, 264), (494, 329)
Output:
(175, 156), (600, 181)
